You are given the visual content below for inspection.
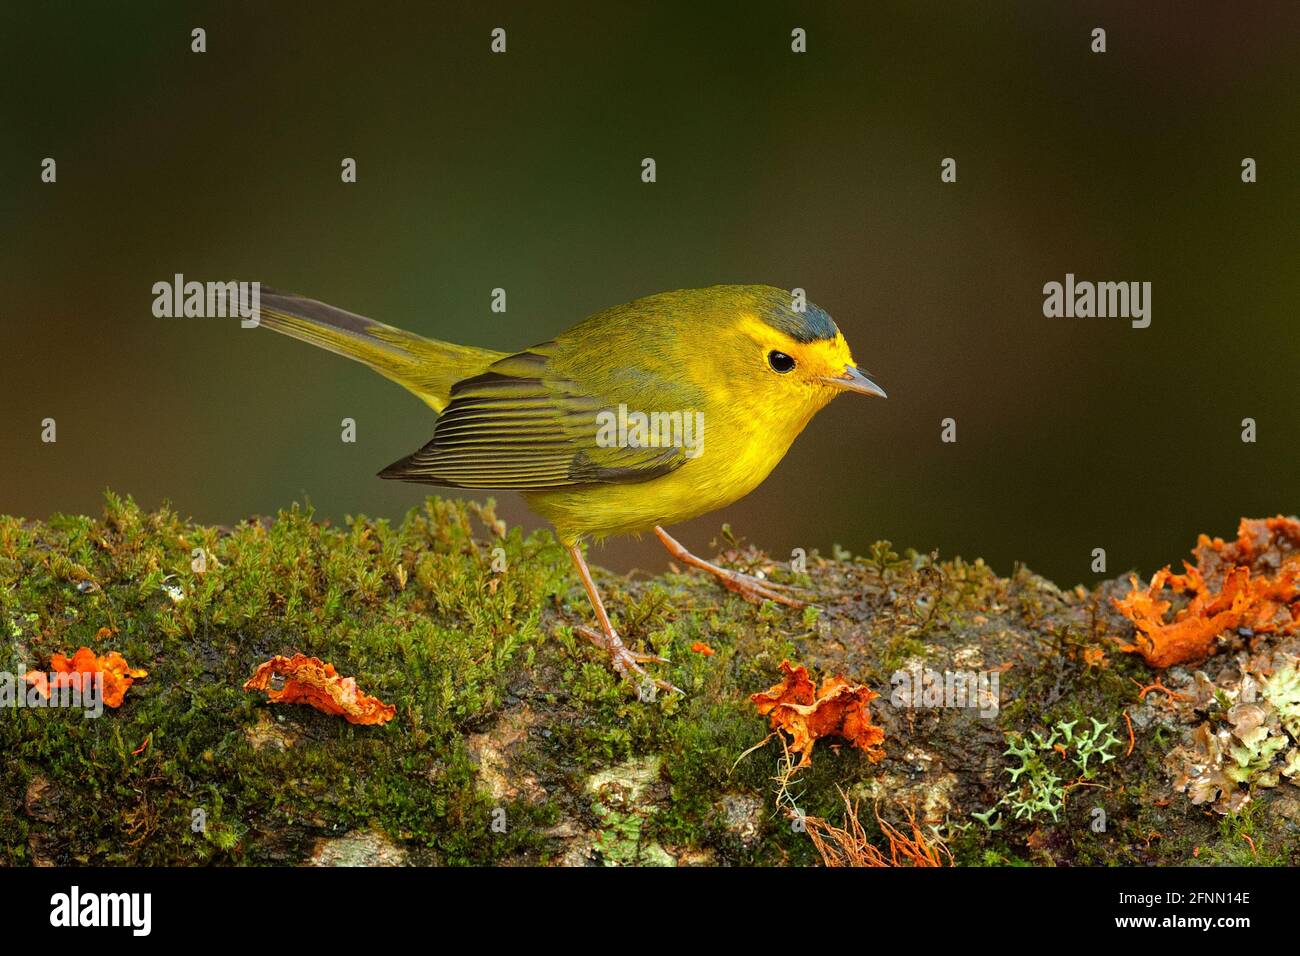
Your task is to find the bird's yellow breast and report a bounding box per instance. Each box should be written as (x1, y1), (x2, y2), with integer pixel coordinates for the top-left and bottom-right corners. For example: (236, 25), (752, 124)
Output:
(526, 382), (829, 544)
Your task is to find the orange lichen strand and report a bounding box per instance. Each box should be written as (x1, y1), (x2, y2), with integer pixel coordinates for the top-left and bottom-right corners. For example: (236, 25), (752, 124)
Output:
(1131, 676), (1190, 701)
(243, 654), (396, 726)
(751, 660), (885, 767)
(805, 789), (951, 868)
(1112, 516), (1300, 668)
(690, 641), (716, 656)
(24, 646), (148, 708)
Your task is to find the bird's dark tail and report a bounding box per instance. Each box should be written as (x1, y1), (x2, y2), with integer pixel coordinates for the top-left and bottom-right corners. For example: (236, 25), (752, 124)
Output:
(257, 289), (506, 412)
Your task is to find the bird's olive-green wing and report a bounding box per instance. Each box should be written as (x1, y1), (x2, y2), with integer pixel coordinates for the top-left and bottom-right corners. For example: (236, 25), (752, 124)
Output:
(378, 346), (689, 489)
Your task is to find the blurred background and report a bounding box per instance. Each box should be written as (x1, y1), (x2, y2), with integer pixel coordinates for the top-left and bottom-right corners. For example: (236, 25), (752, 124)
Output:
(2, 1), (1297, 587)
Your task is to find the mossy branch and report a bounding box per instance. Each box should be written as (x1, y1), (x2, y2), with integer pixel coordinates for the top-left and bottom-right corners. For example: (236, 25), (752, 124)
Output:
(2, 494), (1295, 866)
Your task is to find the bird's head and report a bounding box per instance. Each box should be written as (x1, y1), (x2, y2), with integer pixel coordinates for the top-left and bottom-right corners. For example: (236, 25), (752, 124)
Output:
(704, 286), (885, 417)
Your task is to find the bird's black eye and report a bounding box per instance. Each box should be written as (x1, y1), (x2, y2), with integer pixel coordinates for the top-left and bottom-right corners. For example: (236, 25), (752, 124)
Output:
(767, 350), (796, 373)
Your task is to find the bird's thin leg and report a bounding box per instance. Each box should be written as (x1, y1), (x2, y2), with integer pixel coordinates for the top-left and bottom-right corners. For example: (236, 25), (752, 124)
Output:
(653, 526), (809, 609)
(567, 544), (680, 694)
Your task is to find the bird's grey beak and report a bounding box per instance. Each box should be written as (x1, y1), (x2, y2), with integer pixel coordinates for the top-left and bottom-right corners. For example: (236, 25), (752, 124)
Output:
(821, 365), (886, 398)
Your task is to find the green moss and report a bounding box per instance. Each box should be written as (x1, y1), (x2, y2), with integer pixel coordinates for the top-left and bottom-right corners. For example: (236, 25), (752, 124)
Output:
(2, 493), (821, 865)
(1, 494), (564, 864)
(1196, 801), (1291, 866)
(881, 634), (929, 673)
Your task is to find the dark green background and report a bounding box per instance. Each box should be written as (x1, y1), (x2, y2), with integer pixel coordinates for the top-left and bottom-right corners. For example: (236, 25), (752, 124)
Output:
(3, 1), (1297, 585)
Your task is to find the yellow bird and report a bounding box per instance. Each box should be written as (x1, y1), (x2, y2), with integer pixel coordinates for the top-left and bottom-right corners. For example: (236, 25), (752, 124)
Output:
(257, 285), (885, 692)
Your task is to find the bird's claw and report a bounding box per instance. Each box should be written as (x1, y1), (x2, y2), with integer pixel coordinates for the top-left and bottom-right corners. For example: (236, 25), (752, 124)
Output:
(732, 573), (805, 592)
(575, 625), (682, 695)
(716, 569), (810, 609)
(652, 526), (812, 609)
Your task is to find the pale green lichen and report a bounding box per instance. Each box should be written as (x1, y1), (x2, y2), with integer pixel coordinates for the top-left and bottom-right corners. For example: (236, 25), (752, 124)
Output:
(586, 757), (674, 866)
(1263, 661), (1300, 738)
(975, 718), (1121, 827)
(1166, 658), (1300, 813)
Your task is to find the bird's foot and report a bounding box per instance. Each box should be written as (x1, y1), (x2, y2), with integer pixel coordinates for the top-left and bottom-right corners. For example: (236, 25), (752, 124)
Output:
(575, 625), (682, 696)
(705, 565), (810, 608)
(653, 525), (811, 608)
